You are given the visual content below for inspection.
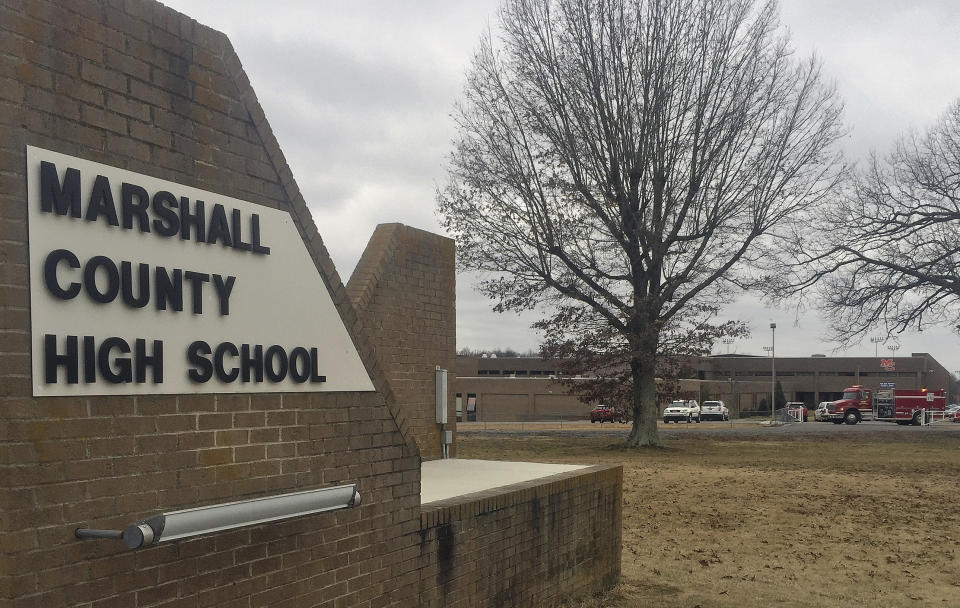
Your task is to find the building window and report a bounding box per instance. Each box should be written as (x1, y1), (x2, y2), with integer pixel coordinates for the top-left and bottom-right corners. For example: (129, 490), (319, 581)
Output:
(456, 393), (462, 422)
(466, 394), (477, 422)
(478, 370), (488, 375)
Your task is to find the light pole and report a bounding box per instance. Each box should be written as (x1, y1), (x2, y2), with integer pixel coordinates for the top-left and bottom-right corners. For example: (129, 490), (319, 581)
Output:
(722, 337), (735, 354)
(763, 345), (774, 414)
(870, 336), (884, 358)
(770, 322), (777, 418)
(728, 376), (737, 425)
(887, 344), (900, 385)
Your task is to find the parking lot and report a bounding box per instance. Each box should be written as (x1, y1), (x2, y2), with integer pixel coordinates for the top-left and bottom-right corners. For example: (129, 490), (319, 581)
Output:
(458, 418), (960, 438)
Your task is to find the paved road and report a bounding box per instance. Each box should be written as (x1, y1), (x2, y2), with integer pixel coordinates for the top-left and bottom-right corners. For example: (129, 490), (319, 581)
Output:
(458, 419), (960, 439)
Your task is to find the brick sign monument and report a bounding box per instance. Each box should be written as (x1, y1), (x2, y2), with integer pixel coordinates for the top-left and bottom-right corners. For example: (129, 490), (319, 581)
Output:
(0, 1), (621, 606)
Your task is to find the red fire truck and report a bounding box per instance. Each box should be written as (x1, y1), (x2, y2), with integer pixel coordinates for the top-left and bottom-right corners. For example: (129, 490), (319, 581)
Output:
(822, 385), (947, 425)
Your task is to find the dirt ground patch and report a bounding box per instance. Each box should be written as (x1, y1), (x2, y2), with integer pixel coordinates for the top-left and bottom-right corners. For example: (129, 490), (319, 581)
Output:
(456, 431), (960, 607)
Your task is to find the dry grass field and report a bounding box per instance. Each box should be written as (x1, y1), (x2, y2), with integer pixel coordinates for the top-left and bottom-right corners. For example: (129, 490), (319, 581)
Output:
(456, 429), (960, 607)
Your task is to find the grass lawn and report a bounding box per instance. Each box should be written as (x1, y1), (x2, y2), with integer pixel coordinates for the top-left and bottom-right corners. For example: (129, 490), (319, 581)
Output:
(457, 430), (960, 607)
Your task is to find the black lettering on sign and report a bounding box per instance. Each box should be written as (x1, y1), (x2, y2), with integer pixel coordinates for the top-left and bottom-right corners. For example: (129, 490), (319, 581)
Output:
(250, 214), (270, 255)
(121, 261), (150, 308)
(37, 161), (272, 256)
(310, 347), (326, 383)
(289, 347), (310, 383)
(241, 344), (264, 383)
(40, 161), (81, 217)
(83, 335), (96, 383)
(212, 275), (235, 316)
(98, 336), (132, 383)
(135, 338), (163, 383)
(44, 334), (78, 384)
(207, 204), (232, 247)
(180, 198), (205, 243)
(155, 266), (183, 312)
(187, 341), (213, 383)
(46, 335), (164, 385)
(83, 256), (120, 304)
(43, 251), (236, 317)
(121, 182), (151, 232)
(231, 209), (252, 252)
(214, 342), (239, 382)
(151, 191), (180, 237)
(264, 345), (288, 382)
(182, 270), (210, 314)
(43, 249), (81, 300)
(85, 174), (119, 226)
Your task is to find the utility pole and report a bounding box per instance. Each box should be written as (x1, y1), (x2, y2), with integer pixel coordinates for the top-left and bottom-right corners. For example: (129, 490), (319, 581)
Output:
(870, 336), (884, 358)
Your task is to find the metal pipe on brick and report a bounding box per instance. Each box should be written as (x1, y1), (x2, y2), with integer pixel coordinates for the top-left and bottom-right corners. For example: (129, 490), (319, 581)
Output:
(76, 484), (361, 549)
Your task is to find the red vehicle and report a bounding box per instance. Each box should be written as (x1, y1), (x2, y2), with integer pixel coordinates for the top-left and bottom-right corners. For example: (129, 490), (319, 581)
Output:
(590, 405), (627, 423)
(784, 402), (809, 422)
(822, 385), (947, 425)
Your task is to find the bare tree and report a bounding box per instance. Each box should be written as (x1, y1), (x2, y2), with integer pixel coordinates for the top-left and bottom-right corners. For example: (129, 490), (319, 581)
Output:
(438, 0), (845, 447)
(783, 100), (960, 345)
(539, 304), (747, 418)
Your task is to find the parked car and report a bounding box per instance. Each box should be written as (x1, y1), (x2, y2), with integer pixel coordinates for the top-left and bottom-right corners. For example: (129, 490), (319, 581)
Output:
(663, 400), (700, 423)
(590, 404), (627, 423)
(814, 401), (832, 422)
(700, 400), (729, 421)
(785, 401), (809, 422)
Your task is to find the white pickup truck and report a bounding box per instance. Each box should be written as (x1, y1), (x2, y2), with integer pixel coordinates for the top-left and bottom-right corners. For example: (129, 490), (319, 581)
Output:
(663, 399), (701, 423)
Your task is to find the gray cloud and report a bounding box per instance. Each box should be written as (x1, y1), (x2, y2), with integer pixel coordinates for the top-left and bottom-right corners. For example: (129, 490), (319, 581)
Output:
(162, 0), (960, 372)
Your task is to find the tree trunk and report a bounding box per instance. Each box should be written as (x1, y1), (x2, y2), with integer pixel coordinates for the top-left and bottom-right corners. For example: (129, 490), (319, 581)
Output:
(625, 350), (661, 447)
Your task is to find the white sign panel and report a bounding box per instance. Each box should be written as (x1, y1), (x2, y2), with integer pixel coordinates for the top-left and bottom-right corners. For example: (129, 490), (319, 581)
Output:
(26, 146), (375, 396)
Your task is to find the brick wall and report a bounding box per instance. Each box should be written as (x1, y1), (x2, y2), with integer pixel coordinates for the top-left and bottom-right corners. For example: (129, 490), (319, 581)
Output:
(1, 3), (622, 607)
(418, 465), (622, 607)
(0, 2), (422, 606)
(456, 377), (592, 422)
(348, 223), (457, 460)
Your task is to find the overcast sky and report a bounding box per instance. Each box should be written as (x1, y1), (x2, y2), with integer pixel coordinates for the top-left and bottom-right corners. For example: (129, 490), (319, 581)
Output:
(162, 0), (960, 377)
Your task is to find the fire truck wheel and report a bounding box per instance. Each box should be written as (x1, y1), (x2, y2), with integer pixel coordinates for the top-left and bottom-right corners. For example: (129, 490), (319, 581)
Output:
(911, 412), (922, 426)
(843, 410), (859, 425)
